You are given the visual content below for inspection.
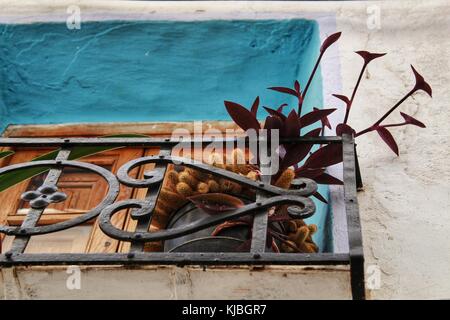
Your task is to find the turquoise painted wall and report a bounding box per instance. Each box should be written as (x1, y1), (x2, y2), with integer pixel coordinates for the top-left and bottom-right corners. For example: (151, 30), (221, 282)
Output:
(0, 19), (332, 251)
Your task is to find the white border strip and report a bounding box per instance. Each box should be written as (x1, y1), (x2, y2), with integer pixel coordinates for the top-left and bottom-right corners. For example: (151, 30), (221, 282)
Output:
(0, 1), (345, 23)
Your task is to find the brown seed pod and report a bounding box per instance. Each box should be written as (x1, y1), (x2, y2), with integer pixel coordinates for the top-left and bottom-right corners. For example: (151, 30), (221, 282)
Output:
(298, 241), (317, 253)
(306, 241), (319, 253)
(246, 171), (259, 181)
(150, 207), (170, 229)
(274, 168), (295, 189)
(295, 226), (310, 245)
(178, 171), (199, 189)
(219, 178), (233, 193)
(187, 168), (209, 182)
(308, 224), (318, 235)
(196, 182), (209, 194)
(176, 182), (194, 197)
(219, 178), (241, 194)
(207, 179), (220, 193)
(159, 187), (185, 207)
(281, 240), (298, 253)
(166, 170), (179, 188)
(156, 199), (179, 213)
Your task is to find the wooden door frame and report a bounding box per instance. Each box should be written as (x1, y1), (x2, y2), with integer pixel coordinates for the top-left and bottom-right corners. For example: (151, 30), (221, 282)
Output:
(2, 121), (238, 138)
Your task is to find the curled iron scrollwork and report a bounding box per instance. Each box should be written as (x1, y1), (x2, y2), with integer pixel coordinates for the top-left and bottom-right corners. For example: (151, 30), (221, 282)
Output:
(99, 195), (315, 242)
(98, 155), (318, 243)
(0, 155), (318, 242)
(116, 154), (317, 196)
(0, 160), (120, 236)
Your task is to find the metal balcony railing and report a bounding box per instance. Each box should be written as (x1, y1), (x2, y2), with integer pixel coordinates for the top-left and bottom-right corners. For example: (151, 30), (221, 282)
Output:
(0, 135), (364, 299)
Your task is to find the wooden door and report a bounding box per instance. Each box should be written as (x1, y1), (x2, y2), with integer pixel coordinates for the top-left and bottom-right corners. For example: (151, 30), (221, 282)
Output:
(0, 146), (159, 254)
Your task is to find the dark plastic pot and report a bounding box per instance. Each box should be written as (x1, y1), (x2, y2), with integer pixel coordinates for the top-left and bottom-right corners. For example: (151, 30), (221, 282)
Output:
(164, 200), (251, 253)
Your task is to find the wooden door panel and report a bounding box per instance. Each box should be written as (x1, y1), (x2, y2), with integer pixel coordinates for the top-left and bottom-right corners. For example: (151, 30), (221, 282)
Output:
(2, 225), (92, 254)
(85, 148), (145, 253)
(118, 147), (160, 253)
(0, 147), (146, 254)
(0, 148), (52, 226)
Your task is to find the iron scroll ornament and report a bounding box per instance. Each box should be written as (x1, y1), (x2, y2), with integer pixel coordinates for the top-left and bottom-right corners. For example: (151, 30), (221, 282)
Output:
(99, 155), (318, 243)
(0, 155), (317, 242)
(0, 160), (120, 236)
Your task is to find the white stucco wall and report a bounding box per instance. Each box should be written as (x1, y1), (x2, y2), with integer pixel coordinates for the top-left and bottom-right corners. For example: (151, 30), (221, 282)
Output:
(0, 265), (351, 299)
(0, 0), (448, 299)
(334, 0), (450, 300)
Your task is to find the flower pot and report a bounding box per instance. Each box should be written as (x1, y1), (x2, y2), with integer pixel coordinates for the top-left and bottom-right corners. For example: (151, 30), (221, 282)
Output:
(164, 200), (252, 253)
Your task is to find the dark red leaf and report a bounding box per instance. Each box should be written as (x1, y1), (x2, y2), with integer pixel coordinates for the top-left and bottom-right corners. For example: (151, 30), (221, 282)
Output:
(225, 101), (261, 131)
(320, 32), (341, 53)
(411, 65), (432, 97)
(264, 115), (283, 131)
(294, 80), (301, 93)
(313, 191), (328, 204)
(211, 220), (250, 236)
(313, 107), (331, 129)
(305, 127), (323, 138)
(188, 193), (244, 215)
(294, 167), (324, 179)
(263, 106), (287, 120)
(276, 103), (288, 112)
(250, 96), (260, 116)
(281, 128), (321, 169)
(300, 108), (336, 129)
(336, 123), (356, 136)
(313, 173), (343, 185)
(376, 126), (399, 156)
(400, 112), (426, 128)
(355, 51), (387, 64)
(268, 86), (299, 97)
(332, 94), (350, 107)
(304, 143), (343, 168)
(282, 109), (300, 138)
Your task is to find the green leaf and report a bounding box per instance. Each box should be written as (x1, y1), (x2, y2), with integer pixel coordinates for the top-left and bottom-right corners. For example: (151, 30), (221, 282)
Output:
(0, 150), (14, 159)
(0, 134), (149, 193)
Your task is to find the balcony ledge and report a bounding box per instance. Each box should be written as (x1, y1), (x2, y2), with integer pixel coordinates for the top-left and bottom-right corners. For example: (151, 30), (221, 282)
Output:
(1, 264), (351, 299)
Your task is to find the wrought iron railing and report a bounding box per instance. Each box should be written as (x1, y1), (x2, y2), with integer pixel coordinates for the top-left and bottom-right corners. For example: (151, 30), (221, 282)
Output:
(0, 134), (364, 299)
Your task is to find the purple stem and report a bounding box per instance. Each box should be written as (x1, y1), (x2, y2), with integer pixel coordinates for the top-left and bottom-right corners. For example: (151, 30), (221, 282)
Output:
(382, 122), (407, 128)
(355, 88), (415, 137)
(355, 126), (374, 137)
(375, 89), (414, 126)
(344, 63), (368, 124)
(300, 51), (324, 115)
